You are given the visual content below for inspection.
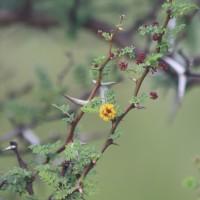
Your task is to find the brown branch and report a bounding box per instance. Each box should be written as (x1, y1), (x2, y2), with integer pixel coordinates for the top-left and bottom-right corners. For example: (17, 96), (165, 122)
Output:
(71, 1), (174, 195)
(0, 180), (8, 189)
(56, 56), (111, 154)
(84, 17), (133, 48)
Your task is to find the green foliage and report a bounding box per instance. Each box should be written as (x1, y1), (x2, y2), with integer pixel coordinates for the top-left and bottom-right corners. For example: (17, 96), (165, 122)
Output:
(109, 128), (122, 140)
(157, 41), (170, 54)
(73, 64), (90, 88)
(81, 97), (102, 113)
(118, 46), (135, 59)
(82, 177), (99, 196)
(29, 141), (62, 162)
(162, 24), (186, 51)
(35, 67), (53, 90)
(64, 140), (101, 173)
(0, 167), (32, 195)
(90, 56), (119, 81)
(101, 31), (113, 41)
(162, 1), (198, 18)
(35, 164), (74, 199)
(52, 104), (75, 123)
(104, 89), (116, 104)
(102, 61), (118, 79)
(90, 55), (106, 79)
(1, 1), (198, 199)
(4, 100), (39, 125)
(168, 24), (186, 39)
(129, 93), (149, 104)
(35, 67), (59, 103)
(22, 196), (39, 200)
(145, 53), (163, 67)
(182, 176), (198, 190)
(139, 24), (165, 36)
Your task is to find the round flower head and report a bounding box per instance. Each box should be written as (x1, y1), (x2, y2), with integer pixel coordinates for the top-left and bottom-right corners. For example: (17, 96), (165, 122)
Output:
(99, 103), (116, 121)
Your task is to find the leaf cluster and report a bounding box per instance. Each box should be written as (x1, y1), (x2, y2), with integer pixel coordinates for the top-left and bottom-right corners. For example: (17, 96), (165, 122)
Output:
(129, 93), (149, 104)
(162, 1), (198, 18)
(0, 167), (32, 195)
(29, 141), (62, 162)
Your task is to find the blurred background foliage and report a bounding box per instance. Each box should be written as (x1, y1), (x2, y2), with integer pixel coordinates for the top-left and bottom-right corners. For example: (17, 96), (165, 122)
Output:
(0, 0), (200, 199)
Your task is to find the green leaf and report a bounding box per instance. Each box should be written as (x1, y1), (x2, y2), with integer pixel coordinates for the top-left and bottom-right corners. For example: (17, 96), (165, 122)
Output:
(109, 128), (123, 140)
(182, 176), (198, 189)
(52, 104), (75, 123)
(104, 90), (116, 105)
(145, 53), (163, 67)
(129, 93), (149, 104)
(29, 141), (62, 162)
(1, 167), (32, 195)
(118, 46), (135, 59)
(162, 2), (198, 18)
(81, 97), (102, 113)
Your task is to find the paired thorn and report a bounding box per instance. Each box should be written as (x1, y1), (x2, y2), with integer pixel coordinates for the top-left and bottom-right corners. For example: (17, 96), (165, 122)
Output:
(129, 77), (137, 83)
(112, 142), (119, 146)
(63, 80), (117, 105)
(63, 94), (89, 106)
(134, 103), (145, 109)
(92, 80), (116, 86)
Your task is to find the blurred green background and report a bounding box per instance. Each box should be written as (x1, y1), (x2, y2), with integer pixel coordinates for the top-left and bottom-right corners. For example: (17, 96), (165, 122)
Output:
(0, 0), (200, 199)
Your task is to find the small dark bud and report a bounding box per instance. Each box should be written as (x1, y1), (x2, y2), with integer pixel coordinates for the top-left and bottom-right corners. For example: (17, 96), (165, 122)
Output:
(110, 53), (115, 59)
(143, 23), (148, 28)
(118, 61), (128, 71)
(158, 61), (168, 71)
(152, 21), (159, 26)
(94, 63), (99, 68)
(136, 53), (146, 65)
(150, 92), (158, 100)
(152, 34), (160, 41)
(166, 9), (171, 14)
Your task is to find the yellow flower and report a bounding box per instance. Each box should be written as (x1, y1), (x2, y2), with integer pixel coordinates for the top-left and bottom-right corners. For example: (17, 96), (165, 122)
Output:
(99, 103), (116, 121)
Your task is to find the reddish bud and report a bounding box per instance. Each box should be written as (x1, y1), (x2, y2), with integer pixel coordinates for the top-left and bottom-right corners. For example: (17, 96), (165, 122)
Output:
(136, 53), (146, 65)
(118, 61), (128, 71)
(158, 61), (168, 71)
(143, 23), (148, 28)
(94, 63), (99, 68)
(166, 9), (171, 14)
(150, 92), (158, 100)
(152, 34), (160, 41)
(152, 21), (159, 26)
(110, 53), (115, 59)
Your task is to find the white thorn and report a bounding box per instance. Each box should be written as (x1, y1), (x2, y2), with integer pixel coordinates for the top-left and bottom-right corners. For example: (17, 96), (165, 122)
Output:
(177, 75), (187, 101)
(92, 80), (116, 86)
(163, 56), (185, 75)
(100, 85), (108, 103)
(129, 77), (137, 82)
(63, 94), (89, 106)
